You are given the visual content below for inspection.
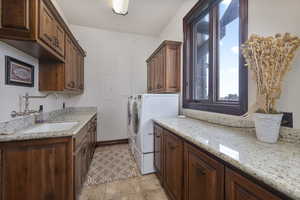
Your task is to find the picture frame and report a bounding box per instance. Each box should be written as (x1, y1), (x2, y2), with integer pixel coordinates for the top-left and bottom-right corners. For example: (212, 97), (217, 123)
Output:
(5, 56), (34, 87)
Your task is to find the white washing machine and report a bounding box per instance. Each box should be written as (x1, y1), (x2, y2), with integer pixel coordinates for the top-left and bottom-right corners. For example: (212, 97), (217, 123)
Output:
(127, 96), (135, 156)
(131, 94), (179, 174)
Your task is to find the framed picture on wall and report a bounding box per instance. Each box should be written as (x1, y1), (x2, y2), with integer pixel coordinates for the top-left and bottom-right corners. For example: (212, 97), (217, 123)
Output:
(5, 56), (34, 87)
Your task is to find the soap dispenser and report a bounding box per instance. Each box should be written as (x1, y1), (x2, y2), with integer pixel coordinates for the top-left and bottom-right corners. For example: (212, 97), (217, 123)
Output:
(36, 105), (44, 123)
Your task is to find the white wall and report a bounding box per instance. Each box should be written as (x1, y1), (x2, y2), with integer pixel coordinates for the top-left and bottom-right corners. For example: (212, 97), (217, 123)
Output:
(0, 0), (72, 123)
(0, 42), (63, 122)
(65, 25), (159, 141)
(159, 0), (300, 128)
(51, 0), (69, 25)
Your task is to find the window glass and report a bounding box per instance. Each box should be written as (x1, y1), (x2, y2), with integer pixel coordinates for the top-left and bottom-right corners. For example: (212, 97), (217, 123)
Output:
(193, 13), (210, 101)
(218, 0), (240, 101)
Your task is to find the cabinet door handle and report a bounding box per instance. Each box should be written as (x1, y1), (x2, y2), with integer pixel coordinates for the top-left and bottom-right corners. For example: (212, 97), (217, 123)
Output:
(45, 34), (52, 42)
(168, 142), (177, 150)
(155, 134), (161, 138)
(194, 164), (206, 176)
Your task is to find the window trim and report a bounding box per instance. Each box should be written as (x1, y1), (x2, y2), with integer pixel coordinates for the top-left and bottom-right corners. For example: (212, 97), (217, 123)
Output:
(183, 0), (248, 116)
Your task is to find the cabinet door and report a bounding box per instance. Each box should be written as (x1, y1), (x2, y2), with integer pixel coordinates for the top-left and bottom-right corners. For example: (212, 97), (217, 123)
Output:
(74, 146), (83, 199)
(148, 58), (156, 92)
(72, 45), (79, 89)
(78, 54), (84, 91)
(75, 137), (88, 200)
(53, 21), (65, 57)
(154, 124), (164, 183)
(164, 130), (184, 200)
(39, 0), (55, 48)
(65, 37), (75, 90)
(165, 44), (181, 92)
(1, 138), (73, 200)
(156, 49), (165, 91)
(226, 168), (282, 200)
(147, 61), (152, 92)
(184, 143), (224, 200)
(0, 0), (34, 39)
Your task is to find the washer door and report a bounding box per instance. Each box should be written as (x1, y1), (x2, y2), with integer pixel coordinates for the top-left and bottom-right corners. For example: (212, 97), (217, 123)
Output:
(132, 101), (140, 135)
(127, 97), (132, 126)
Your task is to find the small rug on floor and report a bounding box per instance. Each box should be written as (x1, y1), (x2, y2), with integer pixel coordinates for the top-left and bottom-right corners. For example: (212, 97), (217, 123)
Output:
(84, 144), (140, 186)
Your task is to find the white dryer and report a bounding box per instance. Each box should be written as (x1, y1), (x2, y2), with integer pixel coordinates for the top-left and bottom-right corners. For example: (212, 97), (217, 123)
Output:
(131, 94), (179, 174)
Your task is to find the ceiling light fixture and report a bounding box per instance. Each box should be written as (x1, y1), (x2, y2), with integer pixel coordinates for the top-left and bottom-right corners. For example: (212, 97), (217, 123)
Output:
(112, 0), (130, 16)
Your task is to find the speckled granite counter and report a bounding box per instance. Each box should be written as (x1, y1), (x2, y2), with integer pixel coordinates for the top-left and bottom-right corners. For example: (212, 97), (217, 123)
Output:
(153, 117), (300, 200)
(0, 108), (97, 142)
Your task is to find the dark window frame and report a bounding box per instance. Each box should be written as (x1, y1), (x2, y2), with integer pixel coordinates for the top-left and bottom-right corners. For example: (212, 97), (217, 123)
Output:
(183, 0), (248, 116)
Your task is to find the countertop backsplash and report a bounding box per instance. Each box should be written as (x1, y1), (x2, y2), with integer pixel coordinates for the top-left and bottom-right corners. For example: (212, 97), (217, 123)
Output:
(0, 107), (97, 135)
(183, 109), (300, 144)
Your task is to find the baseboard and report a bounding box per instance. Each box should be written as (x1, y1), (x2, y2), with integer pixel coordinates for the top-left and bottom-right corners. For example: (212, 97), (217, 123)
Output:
(96, 139), (129, 147)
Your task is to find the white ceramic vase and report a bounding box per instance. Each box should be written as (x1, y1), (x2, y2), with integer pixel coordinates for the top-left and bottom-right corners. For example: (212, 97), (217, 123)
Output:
(253, 113), (283, 143)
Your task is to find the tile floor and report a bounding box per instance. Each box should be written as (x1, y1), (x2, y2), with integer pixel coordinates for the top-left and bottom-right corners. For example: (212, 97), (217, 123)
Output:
(80, 174), (168, 200)
(85, 144), (139, 186)
(80, 144), (168, 200)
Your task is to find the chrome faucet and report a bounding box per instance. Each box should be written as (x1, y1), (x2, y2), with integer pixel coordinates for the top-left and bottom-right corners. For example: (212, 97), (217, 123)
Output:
(11, 93), (58, 118)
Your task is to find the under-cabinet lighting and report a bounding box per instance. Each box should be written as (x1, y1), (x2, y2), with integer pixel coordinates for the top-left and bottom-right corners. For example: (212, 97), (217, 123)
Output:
(112, 0), (130, 16)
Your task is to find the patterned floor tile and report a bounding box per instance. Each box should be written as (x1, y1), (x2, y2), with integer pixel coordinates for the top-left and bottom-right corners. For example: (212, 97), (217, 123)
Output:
(80, 144), (167, 200)
(85, 144), (140, 186)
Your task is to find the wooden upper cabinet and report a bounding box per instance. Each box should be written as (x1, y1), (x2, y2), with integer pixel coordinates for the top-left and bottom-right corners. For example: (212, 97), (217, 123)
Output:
(39, 0), (55, 47)
(225, 168), (282, 200)
(53, 21), (65, 57)
(147, 40), (181, 93)
(184, 143), (225, 200)
(0, 0), (84, 60)
(164, 130), (184, 200)
(65, 36), (75, 90)
(36, 0), (85, 93)
(39, 0), (65, 58)
(0, 0), (34, 39)
(78, 51), (85, 90)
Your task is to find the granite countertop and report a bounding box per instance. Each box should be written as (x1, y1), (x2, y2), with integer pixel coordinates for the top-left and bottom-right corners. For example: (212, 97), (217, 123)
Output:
(0, 109), (97, 142)
(154, 117), (300, 200)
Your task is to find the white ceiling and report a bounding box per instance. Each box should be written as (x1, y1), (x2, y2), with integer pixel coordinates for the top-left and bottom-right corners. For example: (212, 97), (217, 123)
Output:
(56, 0), (186, 36)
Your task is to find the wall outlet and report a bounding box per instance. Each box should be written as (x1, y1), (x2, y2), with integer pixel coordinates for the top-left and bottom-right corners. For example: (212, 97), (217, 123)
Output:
(281, 112), (293, 128)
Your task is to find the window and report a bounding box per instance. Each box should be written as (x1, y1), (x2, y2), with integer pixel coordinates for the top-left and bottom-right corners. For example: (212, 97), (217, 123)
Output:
(183, 0), (248, 115)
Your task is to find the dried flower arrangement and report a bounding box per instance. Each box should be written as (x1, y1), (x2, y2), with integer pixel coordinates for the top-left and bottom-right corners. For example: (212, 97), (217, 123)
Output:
(242, 33), (300, 114)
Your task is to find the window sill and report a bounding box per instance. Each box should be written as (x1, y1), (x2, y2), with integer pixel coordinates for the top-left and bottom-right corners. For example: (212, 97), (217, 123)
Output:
(182, 108), (254, 128)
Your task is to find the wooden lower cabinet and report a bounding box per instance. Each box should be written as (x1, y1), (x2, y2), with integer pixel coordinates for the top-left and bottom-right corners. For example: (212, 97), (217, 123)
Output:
(154, 124), (287, 200)
(225, 168), (282, 200)
(154, 124), (164, 183)
(184, 143), (224, 200)
(164, 130), (184, 200)
(0, 138), (73, 200)
(0, 116), (97, 200)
